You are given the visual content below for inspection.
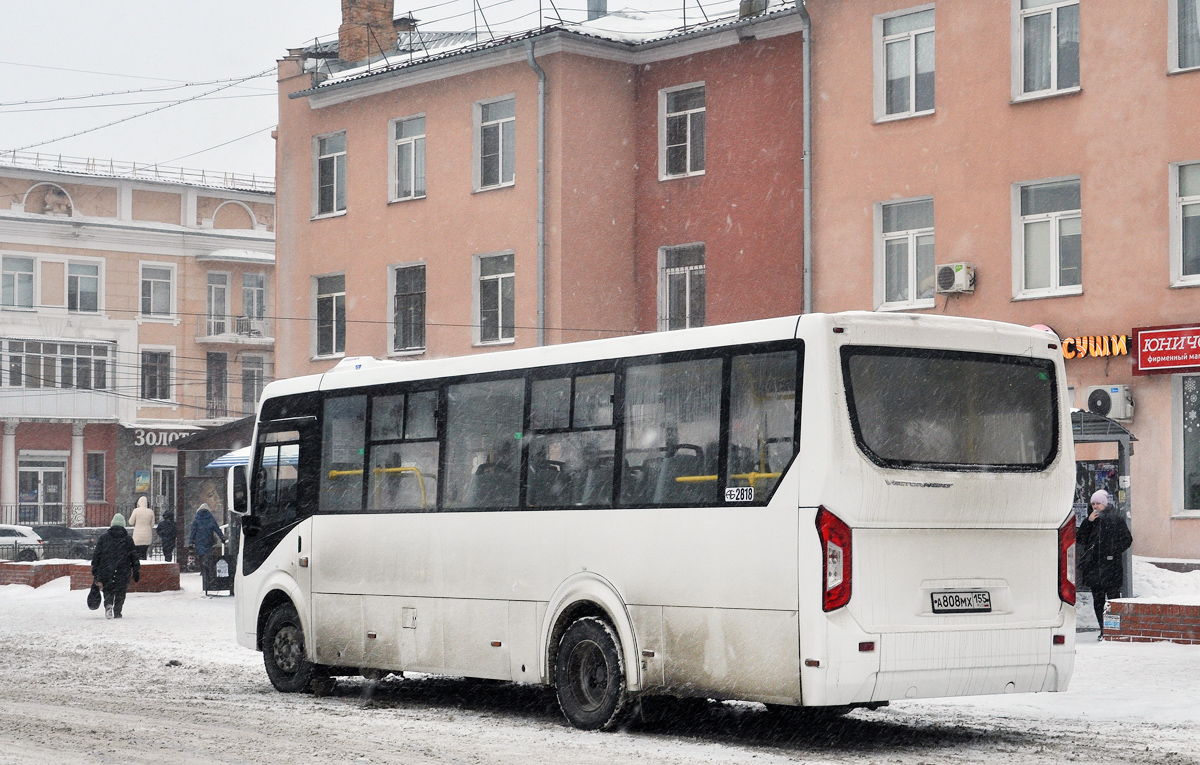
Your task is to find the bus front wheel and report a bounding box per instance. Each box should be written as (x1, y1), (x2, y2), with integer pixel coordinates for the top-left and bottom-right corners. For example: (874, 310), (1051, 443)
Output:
(555, 616), (630, 731)
(263, 603), (314, 693)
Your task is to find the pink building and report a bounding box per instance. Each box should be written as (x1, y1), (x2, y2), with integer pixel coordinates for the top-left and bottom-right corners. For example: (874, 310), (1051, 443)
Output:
(273, 0), (808, 379)
(807, 0), (1200, 559)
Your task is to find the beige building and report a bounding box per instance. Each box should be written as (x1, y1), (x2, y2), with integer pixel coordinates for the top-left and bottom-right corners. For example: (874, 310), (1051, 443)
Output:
(0, 155), (275, 527)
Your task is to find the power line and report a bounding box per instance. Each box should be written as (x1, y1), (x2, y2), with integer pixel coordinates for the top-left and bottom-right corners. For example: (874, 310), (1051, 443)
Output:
(8, 68), (276, 154)
(0, 79), (275, 108)
(0, 93), (273, 114)
(158, 125), (277, 166)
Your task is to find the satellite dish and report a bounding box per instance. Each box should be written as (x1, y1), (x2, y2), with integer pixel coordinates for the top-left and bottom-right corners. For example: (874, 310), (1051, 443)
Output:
(1087, 388), (1112, 417)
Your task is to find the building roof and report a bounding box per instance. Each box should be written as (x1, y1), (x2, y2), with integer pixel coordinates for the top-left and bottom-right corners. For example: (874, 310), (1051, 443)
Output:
(292, 2), (802, 99)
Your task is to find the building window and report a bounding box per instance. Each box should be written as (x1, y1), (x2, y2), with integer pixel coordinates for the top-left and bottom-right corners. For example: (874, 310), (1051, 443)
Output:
(242, 356), (266, 414)
(67, 263), (99, 313)
(1018, 0), (1079, 97)
(207, 352), (228, 418)
(2, 256), (34, 309)
(658, 244), (705, 330)
(1175, 163), (1200, 285)
(207, 272), (228, 335)
(1183, 376), (1200, 512)
(877, 198), (935, 310)
(316, 132), (347, 216)
(141, 350), (171, 401)
(1017, 179), (1081, 297)
(86, 452), (105, 503)
(1173, 0), (1200, 71)
(315, 274), (346, 357)
(478, 99), (515, 189)
(4, 340), (108, 390)
(140, 265), (173, 317)
(477, 253), (514, 343)
(393, 116), (426, 200)
(393, 264), (426, 352)
(877, 8), (935, 119)
(661, 85), (706, 178)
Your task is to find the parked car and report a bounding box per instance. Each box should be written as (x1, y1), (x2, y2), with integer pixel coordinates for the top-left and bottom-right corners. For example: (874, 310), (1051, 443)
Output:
(0, 525), (45, 561)
(31, 525), (101, 560)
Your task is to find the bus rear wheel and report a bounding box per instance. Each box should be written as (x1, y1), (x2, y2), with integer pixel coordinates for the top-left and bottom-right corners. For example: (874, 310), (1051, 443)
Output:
(555, 616), (630, 731)
(263, 603), (314, 693)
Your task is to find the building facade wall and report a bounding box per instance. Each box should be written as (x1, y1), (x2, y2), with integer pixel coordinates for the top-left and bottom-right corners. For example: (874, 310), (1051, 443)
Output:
(807, 0), (1200, 558)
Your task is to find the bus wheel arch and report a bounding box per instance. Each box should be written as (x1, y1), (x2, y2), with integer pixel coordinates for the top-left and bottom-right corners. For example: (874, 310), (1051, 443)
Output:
(262, 601), (315, 693)
(542, 573), (640, 693)
(256, 588), (298, 652)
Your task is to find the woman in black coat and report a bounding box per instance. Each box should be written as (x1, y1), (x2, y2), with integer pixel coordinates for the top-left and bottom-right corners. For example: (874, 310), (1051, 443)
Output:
(91, 513), (141, 619)
(1077, 489), (1133, 639)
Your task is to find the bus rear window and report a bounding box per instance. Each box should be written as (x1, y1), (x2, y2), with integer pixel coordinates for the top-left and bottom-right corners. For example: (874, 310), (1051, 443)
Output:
(842, 347), (1058, 471)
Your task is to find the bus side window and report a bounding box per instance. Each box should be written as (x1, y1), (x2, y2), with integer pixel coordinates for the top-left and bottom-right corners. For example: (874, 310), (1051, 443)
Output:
(726, 350), (799, 498)
(254, 439), (300, 528)
(621, 358), (722, 506)
(444, 378), (524, 509)
(526, 373), (616, 508)
(320, 396), (367, 514)
(367, 390), (440, 512)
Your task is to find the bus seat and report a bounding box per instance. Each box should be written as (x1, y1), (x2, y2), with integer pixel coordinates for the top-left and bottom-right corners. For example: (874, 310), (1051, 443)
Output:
(653, 445), (707, 504)
(527, 460), (573, 507)
(468, 462), (518, 507)
(577, 456), (614, 505)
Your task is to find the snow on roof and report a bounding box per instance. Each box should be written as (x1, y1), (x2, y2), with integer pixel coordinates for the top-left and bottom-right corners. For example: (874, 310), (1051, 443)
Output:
(299, 1), (800, 94)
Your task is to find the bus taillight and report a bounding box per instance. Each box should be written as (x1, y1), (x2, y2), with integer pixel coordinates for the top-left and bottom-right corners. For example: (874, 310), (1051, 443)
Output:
(1058, 513), (1076, 605)
(816, 506), (852, 612)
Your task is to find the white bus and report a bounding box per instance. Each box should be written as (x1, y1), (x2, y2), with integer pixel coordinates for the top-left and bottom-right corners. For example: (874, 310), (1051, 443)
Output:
(233, 311), (1077, 729)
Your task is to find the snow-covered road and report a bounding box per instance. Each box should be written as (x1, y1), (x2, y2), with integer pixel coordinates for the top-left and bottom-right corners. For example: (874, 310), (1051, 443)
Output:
(1, 573), (1197, 765)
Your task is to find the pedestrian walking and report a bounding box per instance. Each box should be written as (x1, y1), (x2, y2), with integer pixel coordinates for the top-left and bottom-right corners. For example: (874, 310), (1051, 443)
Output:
(1077, 489), (1133, 640)
(90, 513), (140, 619)
(128, 496), (155, 560)
(188, 503), (225, 561)
(156, 511), (177, 563)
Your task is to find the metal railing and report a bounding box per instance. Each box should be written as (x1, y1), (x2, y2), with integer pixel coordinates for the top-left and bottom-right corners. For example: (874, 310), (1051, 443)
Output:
(1, 503), (113, 527)
(1, 150), (274, 194)
(195, 314), (275, 342)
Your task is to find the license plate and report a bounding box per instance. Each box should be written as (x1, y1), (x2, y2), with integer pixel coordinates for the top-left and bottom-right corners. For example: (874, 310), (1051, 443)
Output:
(930, 590), (992, 614)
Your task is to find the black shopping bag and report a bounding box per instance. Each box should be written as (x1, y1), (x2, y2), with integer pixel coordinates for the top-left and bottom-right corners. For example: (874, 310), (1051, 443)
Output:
(87, 583), (101, 610)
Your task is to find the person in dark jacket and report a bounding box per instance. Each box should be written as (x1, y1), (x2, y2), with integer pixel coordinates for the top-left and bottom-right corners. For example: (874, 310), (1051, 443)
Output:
(90, 513), (140, 619)
(156, 512), (177, 563)
(188, 503), (225, 559)
(1077, 489), (1133, 640)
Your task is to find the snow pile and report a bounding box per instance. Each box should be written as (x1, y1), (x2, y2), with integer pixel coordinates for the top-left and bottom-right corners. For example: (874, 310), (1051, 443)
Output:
(1133, 555), (1200, 604)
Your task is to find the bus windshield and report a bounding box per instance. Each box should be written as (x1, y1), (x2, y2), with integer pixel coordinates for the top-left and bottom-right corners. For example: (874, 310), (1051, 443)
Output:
(842, 346), (1058, 471)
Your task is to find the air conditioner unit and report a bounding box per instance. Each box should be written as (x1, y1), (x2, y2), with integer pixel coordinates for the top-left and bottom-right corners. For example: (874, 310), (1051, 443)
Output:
(935, 262), (975, 294)
(1086, 384), (1134, 420)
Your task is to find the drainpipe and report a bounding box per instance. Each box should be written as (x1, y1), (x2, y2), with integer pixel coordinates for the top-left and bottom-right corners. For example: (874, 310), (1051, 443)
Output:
(526, 40), (547, 346)
(799, 3), (813, 315)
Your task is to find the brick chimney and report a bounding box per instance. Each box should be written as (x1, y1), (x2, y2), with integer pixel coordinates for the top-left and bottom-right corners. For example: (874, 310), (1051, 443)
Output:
(339, 0), (396, 63)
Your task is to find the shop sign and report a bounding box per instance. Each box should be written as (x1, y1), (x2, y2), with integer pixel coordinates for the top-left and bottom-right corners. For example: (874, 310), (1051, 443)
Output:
(1061, 334), (1129, 360)
(1133, 324), (1200, 375)
(131, 429), (192, 447)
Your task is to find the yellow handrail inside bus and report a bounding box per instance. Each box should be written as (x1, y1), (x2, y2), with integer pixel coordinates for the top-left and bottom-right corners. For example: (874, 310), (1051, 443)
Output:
(674, 472), (781, 488)
(327, 466), (428, 508)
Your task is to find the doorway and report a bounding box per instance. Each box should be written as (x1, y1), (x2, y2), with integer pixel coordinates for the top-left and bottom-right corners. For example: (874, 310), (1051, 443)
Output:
(153, 466), (177, 520)
(17, 465), (65, 524)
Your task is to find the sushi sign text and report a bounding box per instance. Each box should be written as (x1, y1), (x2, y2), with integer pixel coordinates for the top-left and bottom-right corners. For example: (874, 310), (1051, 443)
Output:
(1060, 334), (1129, 360)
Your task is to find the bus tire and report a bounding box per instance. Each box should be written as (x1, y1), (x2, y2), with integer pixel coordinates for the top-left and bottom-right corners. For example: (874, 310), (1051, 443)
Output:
(263, 603), (314, 693)
(554, 616), (630, 731)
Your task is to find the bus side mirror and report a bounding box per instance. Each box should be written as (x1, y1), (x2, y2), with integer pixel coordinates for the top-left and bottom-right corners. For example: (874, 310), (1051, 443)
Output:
(231, 465), (249, 516)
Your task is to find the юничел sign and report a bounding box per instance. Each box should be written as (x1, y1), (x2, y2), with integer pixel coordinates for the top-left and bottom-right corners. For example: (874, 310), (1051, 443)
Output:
(1132, 324), (1200, 375)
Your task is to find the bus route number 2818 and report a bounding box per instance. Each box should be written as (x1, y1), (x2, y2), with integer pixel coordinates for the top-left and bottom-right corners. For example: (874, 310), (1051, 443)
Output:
(725, 486), (755, 502)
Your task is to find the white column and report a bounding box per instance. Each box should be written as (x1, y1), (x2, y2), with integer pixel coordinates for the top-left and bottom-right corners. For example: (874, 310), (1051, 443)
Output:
(71, 422), (86, 527)
(2, 420), (17, 517)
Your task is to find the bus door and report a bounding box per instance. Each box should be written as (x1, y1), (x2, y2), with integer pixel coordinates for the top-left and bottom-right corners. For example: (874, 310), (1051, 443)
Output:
(244, 416), (318, 595)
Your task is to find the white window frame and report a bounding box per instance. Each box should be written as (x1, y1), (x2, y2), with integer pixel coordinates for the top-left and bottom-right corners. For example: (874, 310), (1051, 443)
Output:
(873, 5), (936, 122)
(1011, 176), (1083, 300)
(657, 243), (706, 331)
(66, 257), (103, 314)
(474, 96), (516, 192)
(1011, 0), (1081, 102)
(206, 271), (231, 335)
(138, 262), (177, 323)
(1, 253), (37, 311)
(312, 131), (348, 219)
(387, 261), (427, 356)
(389, 114), (427, 202)
(658, 82), (706, 180)
(473, 251), (515, 346)
(241, 354), (267, 415)
(1171, 161), (1200, 288)
(138, 344), (176, 405)
(1169, 0), (1200, 73)
(242, 272), (267, 320)
(1173, 374), (1200, 518)
(312, 273), (347, 359)
(874, 197), (936, 311)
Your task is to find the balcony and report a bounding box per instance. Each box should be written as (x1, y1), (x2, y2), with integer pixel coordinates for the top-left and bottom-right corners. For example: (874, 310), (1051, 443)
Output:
(2, 387), (118, 420)
(194, 315), (274, 346)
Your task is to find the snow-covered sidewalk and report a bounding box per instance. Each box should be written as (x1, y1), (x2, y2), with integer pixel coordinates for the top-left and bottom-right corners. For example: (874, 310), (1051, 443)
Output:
(0, 572), (1197, 764)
